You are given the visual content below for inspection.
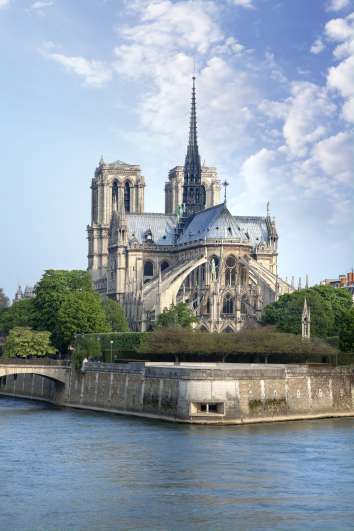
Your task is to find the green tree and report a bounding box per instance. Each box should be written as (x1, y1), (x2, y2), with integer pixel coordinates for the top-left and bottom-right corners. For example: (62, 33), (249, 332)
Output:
(0, 288), (9, 308)
(262, 286), (351, 337)
(33, 270), (96, 349)
(339, 307), (354, 352)
(156, 302), (197, 329)
(0, 298), (37, 335)
(4, 327), (56, 358)
(101, 298), (129, 332)
(56, 291), (110, 351)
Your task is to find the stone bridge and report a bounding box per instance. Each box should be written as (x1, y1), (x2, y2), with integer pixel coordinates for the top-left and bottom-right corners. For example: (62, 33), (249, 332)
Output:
(0, 362), (71, 402)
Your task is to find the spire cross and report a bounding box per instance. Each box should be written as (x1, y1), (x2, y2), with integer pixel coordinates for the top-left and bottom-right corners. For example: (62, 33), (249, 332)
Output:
(222, 180), (229, 204)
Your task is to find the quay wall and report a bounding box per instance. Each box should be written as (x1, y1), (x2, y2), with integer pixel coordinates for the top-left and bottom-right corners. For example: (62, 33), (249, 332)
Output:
(1, 363), (353, 424)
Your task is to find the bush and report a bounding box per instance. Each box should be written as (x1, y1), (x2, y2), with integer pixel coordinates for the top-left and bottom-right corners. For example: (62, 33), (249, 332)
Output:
(4, 327), (56, 358)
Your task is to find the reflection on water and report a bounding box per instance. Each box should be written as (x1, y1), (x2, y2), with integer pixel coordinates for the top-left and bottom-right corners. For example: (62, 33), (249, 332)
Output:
(1, 397), (354, 530)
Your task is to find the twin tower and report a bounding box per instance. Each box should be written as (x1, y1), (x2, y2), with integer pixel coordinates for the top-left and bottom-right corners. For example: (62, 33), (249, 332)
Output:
(88, 78), (221, 282)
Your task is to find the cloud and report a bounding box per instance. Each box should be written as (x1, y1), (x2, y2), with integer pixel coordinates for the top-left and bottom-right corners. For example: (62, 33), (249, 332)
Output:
(325, 15), (354, 41)
(31, 0), (54, 8)
(283, 82), (335, 156)
(313, 131), (353, 184)
(42, 51), (112, 87)
(311, 38), (325, 54)
(326, 0), (350, 12)
(0, 0), (10, 8)
(230, 0), (255, 9)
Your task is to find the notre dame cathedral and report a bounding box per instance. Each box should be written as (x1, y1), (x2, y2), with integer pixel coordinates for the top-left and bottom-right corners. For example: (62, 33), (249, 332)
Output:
(88, 77), (292, 331)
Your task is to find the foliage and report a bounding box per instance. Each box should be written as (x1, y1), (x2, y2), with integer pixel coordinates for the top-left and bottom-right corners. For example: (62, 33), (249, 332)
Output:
(0, 288), (9, 309)
(138, 326), (337, 362)
(34, 270), (92, 346)
(72, 335), (102, 369)
(0, 299), (37, 335)
(4, 327), (56, 358)
(339, 307), (354, 352)
(75, 332), (145, 362)
(262, 286), (352, 338)
(56, 291), (110, 351)
(101, 298), (129, 332)
(156, 302), (197, 329)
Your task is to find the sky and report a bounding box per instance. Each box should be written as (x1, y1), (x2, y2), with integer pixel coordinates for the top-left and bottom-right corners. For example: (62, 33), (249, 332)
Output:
(0, 0), (353, 299)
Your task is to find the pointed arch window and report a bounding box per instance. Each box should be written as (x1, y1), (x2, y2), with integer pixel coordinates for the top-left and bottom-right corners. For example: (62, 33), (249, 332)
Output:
(160, 261), (169, 272)
(225, 255), (237, 286)
(112, 180), (119, 210)
(143, 260), (154, 283)
(124, 181), (131, 212)
(223, 293), (234, 315)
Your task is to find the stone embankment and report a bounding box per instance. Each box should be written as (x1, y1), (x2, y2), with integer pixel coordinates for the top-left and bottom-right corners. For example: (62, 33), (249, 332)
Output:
(0, 361), (353, 425)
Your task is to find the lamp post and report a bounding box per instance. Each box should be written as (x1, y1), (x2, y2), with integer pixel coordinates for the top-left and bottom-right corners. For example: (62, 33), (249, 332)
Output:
(110, 340), (113, 363)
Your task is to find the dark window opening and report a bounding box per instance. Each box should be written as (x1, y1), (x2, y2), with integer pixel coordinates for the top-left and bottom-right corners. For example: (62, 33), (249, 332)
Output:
(160, 261), (169, 272)
(124, 181), (131, 212)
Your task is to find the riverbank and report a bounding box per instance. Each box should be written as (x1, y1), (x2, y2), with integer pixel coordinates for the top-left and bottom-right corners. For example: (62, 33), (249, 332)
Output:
(1, 361), (353, 425)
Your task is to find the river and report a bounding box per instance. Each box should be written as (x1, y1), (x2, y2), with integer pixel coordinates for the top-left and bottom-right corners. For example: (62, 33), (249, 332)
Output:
(1, 397), (354, 531)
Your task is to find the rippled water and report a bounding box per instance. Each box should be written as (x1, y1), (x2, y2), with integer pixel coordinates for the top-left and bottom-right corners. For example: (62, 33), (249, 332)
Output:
(1, 397), (354, 530)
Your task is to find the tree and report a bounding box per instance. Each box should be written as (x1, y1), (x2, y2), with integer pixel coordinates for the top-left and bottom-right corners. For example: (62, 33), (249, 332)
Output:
(4, 327), (56, 358)
(101, 298), (129, 332)
(339, 307), (354, 352)
(0, 298), (37, 335)
(262, 286), (351, 338)
(33, 270), (97, 349)
(156, 302), (197, 329)
(0, 288), (9, 309)
(56, 291), (110, 351)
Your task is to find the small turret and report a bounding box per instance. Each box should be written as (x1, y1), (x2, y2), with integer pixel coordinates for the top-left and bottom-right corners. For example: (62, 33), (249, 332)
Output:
(302, 297), (311, 340)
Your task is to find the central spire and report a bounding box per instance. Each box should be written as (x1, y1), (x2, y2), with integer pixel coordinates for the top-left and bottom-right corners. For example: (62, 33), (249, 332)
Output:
(182, 76), (205, 217)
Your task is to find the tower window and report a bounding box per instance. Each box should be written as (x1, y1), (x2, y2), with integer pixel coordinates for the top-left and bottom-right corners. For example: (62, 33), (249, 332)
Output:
(124, 181), (131, 212)
(112, 180), (119, 210)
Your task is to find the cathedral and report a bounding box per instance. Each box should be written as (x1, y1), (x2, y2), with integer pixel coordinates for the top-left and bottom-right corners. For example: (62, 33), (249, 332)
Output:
(88, 78), (292, 332)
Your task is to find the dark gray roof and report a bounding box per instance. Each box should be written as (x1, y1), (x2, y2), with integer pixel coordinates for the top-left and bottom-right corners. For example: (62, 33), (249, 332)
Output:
(126, 213), (177, 245)
(177, 204), (248, 244)
(235, 216), (269, 246)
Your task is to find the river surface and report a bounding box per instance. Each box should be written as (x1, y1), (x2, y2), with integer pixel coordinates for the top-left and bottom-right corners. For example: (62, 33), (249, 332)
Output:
(1, 397), (354, 531)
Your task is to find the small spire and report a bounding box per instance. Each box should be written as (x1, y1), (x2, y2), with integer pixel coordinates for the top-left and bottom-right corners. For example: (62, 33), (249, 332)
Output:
(305, 274), (309, 289)
(266, 201), (270, 217)
(298, 277), (302, 290)
(222, 180), (229, 204)
(99, 154), (104, 165)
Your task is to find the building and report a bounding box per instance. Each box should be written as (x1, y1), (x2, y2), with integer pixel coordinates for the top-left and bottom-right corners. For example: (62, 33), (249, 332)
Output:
(87, 77), (293, 331)
(320, 272), (354, 302)
(13, 285), (35, 304)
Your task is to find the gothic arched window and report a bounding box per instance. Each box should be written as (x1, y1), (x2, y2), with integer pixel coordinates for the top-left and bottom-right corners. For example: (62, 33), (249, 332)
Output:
(160, 261), (169, 272)
(201, 185), (206, 208)
(225, 255), (237, 286)
(124, 181), (131, 212)
(143, 260), (154, 283)
(112, 180), (119, 210)
(241, 295), (248, 314)
(223, 293), (234, 315)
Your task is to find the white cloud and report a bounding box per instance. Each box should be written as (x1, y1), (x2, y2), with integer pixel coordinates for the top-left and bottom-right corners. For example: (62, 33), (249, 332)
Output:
(311, 38), (325, 54)
(31, 1), (54, 9)
(43, 52), (112, 87)
(325, 15), (354, 41)
(326, 0), (350, 12)
(0, 0), (10, 8)
(283, 82), (335, 156)
(231, 0), (254, 9)
(240, 148), (276, 195)
(327, 54), (354, 97)
(313, 131), (353, 184)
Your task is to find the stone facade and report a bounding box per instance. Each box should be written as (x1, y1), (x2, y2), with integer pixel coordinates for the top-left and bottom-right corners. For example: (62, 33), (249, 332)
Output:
(87, 79), (293, 331)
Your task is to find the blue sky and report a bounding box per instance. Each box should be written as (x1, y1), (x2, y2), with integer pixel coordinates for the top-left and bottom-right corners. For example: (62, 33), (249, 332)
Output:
(0, 0), (353, 299)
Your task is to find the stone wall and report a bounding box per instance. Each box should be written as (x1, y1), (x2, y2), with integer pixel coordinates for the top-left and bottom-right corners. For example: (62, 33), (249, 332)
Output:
(1, 363), (353, 425)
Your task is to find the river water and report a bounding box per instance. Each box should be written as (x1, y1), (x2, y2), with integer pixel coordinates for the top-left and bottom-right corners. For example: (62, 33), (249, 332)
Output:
(1, 397), (354, 531)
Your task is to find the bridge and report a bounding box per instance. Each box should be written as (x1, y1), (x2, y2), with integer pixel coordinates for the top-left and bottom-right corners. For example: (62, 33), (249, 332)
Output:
(0, 360), (71, 401)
